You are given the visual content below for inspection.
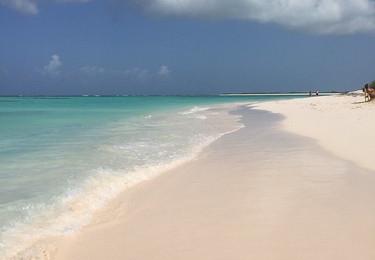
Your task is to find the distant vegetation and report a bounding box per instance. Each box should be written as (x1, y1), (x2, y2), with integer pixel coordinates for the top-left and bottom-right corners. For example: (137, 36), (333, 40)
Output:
(370, 81), (375, 88)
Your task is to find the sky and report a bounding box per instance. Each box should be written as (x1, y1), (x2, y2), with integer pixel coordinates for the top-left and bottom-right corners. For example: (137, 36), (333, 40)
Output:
(1, 0), (375, 95)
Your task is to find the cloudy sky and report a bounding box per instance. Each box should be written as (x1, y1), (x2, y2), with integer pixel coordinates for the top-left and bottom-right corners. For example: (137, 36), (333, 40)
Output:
(1, 0), (375, 95)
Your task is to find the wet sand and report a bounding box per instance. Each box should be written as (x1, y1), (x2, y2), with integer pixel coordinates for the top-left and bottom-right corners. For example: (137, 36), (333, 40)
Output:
(53, 104), (375, 260)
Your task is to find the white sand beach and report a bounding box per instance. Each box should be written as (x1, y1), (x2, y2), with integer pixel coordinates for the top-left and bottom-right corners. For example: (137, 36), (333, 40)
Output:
(50, 94), (375, 260)
(256, 94), (375, 171)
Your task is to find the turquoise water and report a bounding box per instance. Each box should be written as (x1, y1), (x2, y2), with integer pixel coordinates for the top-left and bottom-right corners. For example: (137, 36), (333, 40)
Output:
(0, 95), (301, 257)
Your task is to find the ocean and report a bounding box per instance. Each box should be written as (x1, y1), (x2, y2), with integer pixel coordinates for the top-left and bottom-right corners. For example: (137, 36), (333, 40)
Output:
(0, 95), (300, 258)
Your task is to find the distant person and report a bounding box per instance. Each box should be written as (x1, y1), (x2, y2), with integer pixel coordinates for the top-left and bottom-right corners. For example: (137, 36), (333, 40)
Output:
(309, 91), (312, 96)
(364, 84), (370, 102)
(316, 90), (319, 96)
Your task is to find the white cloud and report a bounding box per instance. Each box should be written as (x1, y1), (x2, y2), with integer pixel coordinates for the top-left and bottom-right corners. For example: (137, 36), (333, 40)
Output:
(0, 0), (38, 15)
(142, 0), (375, 34)
(80, 65), (105, 75)
(78, 64), (171, 81)
(123, 67), (150, 80)
(43, 54), (62, 76)
(0, 0), (91, 15)
(158, 65), (170, 77)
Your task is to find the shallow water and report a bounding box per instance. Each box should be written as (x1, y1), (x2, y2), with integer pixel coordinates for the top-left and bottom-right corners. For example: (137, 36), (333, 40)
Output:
(0, 95), (301, 258)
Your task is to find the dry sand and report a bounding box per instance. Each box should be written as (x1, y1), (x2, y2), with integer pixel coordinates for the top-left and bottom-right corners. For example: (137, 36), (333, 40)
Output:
(52, 95), (375, 260)
(256, 94), (375, 171)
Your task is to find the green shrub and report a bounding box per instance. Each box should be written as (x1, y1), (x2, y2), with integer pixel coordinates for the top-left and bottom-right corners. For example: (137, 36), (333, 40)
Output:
(370, 81), (375, 88)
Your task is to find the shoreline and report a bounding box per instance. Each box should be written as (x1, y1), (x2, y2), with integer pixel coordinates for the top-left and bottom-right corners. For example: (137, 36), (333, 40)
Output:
(51, 96), (375, 260)
(5, 103), (245, 259)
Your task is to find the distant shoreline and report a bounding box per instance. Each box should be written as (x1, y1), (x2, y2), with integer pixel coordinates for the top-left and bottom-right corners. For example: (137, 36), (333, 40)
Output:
(220, 92), (343, 96)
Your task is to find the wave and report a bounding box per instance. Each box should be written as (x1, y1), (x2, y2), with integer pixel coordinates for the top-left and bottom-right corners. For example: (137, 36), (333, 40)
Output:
(179, 106), (211, 115)
(0, 114), (243, 259)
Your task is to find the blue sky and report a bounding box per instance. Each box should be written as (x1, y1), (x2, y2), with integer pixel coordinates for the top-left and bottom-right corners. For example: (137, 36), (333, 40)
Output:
(1, 0), (375, 95)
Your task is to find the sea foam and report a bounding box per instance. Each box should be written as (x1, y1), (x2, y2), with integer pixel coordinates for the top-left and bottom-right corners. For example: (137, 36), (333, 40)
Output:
(0, 104), (243, 259)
